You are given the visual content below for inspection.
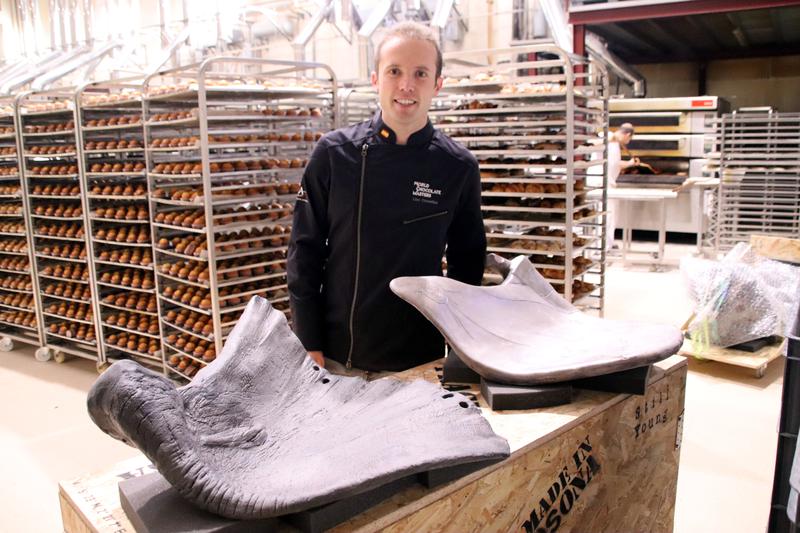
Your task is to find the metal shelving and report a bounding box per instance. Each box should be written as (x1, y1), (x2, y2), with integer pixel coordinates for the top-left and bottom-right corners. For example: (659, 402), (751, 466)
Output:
(143, 57), (337, 381)
(715, 112), (800, 252)
(15, 90), (100, 362)
(75, 80), (164, 370)
(432, 45), (609, 312)
(0, 96), (43, 352)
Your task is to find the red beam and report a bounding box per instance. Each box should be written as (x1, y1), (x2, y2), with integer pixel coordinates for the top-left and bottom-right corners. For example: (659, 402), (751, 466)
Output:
(573, 24), (586, 86)
(569, 0), (800, 25)
(573, 24), (586, 57)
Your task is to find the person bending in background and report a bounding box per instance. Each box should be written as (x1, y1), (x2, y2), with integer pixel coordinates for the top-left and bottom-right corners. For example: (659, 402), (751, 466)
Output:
(606, 123), (639, 250)
(287, 21), (486, 378)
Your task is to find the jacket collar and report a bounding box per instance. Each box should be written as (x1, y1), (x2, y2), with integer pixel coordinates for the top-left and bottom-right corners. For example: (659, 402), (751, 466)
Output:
(370, 110), (434, 147)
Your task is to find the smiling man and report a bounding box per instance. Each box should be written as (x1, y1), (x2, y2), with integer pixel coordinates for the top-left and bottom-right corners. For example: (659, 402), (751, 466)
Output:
(287, 21), (486, 376)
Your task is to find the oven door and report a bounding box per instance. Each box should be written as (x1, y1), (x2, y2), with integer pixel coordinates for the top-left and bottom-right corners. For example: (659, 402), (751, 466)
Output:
(610, 112), (712, 134)
(626, 134), (706, 158)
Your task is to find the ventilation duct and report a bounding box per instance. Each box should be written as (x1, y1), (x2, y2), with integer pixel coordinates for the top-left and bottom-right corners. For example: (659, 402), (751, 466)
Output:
(31, 41), (122, 90)
(586, 32), (645, 97)
(0, 47), (88, 93)
(536, 0), (645, 97)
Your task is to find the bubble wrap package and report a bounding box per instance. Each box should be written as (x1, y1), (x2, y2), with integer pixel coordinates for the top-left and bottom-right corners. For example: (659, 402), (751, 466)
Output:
(681, 243), (800, 348)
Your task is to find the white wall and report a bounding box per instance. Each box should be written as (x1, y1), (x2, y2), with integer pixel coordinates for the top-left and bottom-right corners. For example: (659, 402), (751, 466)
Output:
(613, 55), (800, 113)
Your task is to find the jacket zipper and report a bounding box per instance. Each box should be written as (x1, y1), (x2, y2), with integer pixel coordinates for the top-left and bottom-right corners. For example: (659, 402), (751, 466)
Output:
(403, 209), (448, 225)
(346, 143), (369, 369)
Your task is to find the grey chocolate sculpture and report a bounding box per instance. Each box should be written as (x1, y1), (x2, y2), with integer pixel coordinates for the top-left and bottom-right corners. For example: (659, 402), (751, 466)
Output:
(87, 296), (509, 520)
(390, 254), (683, 386)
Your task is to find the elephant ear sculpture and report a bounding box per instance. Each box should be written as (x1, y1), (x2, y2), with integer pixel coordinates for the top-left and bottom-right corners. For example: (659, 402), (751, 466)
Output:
(87, 296), (509, 520)
(390, 254), (683, 386)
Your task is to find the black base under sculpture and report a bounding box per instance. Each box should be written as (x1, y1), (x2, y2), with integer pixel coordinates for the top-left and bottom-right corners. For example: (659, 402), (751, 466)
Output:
(480, 380), (573, 410)
(444, 350), (655, 411)
(87, 297), (509, 521)
(571, 365), (654, 396)
(442, 349), (481, 384)
(120, 458), (503, 533)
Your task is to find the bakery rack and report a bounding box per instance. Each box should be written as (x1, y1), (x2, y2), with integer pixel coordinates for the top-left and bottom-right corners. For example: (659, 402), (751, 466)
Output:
(339, 84), (377, 125)
(431, 45), (609, 312)
(143, 57), (337, 381)
(75, 79), (164, 371)
(715, 111), (800, 252)
(15, 89), (101, 363)
(0, 96), (43, 352)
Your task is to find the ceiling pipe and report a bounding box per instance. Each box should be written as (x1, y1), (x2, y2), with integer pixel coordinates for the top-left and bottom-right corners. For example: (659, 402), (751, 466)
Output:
(57, 0), (68, 49)
(30, 0), (44, 54)
(293, 0), (334, 46)
(538, 0), (572, 53)
(158, 0), (168, 46)
(536, 0), (645, 97)
(146, 25), (191, 76)
(431, 0), (454, 29)
(83, 0), (93, 45)
(68, 0), (78, 49)
(31, 41), (122, 90)
(0, 59), (32, 85)
(49, 0), (59, 51)
(18, 0), (31, 56)
(292, 0), (335, 61)
(586, 32), (646, 97)
(357, 0), (393, 38)
(0, 46), (88, 93)
(241, 7), (294, 41)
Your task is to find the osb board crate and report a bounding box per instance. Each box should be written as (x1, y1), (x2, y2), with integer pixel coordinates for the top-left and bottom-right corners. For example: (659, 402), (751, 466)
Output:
(679, 314), (785, 378)
(60, 356), (687, 533)
(679, 337), (785, 378)
(749, 235), (800, 264)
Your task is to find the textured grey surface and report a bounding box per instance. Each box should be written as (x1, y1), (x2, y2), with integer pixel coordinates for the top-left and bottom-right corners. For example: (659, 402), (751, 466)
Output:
(391, 254), (683, 385)
(88, 296), (509, 520)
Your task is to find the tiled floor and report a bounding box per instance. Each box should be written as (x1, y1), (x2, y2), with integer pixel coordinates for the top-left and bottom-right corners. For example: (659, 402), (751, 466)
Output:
(0, 244), (785, 532)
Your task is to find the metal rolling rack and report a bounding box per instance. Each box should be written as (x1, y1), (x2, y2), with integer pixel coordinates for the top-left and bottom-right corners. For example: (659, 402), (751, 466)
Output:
(143, 57), (337, 381)
(339, 84), (377, 124)
(75, 80), (164, 371)
(715, 112), (800, 252)
(0, 96), (42, 352)
(15, 89), (101, 363)
(431, 45), (608, 311)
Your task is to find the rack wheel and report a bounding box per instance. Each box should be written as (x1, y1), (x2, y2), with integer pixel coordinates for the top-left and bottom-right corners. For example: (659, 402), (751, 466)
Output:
(53, 351), (70, 364)
(0, 337), (14, 352)
(35, 347), (54, 362)
(97, 361), (110, 374)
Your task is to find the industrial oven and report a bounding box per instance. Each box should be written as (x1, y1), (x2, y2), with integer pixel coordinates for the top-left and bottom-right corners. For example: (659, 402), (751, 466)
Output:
(609, 96), (727, 235)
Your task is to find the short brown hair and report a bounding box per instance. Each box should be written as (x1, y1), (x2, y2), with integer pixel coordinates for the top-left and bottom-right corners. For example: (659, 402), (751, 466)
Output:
(374, 21), (443, 78)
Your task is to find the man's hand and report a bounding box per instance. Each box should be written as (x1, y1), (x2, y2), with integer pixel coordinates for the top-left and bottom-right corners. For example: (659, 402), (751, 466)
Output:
(307, 351), (325, 367)
(621, 157), (639, 169)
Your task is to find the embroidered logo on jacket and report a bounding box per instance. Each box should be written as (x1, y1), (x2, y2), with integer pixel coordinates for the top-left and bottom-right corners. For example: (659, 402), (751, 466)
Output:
(296, 185), (308, 202)
(412, 181), (442, 205)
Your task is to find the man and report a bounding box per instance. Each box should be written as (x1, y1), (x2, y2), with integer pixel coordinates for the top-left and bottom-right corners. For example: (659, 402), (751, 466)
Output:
(606, 123), (639, 249)
(287, 21), (486, 377)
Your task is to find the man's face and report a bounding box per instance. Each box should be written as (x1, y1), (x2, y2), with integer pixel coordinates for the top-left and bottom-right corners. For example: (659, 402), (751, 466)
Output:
(618, 130), (633, 146)
(370, 36), (443, 134)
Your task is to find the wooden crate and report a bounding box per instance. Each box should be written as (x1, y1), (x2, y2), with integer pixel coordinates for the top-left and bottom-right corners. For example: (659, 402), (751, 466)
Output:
(60, 357), (687, 533)
(749, 235), (800, 264)
(679, 337), (784, 378)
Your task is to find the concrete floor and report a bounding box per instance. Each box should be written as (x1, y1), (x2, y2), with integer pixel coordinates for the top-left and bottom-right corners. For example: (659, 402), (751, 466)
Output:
(0, 244), (785, 532)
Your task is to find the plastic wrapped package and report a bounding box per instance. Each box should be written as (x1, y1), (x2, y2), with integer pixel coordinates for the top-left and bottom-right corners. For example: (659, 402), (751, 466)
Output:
(681, 243), (800, 349)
